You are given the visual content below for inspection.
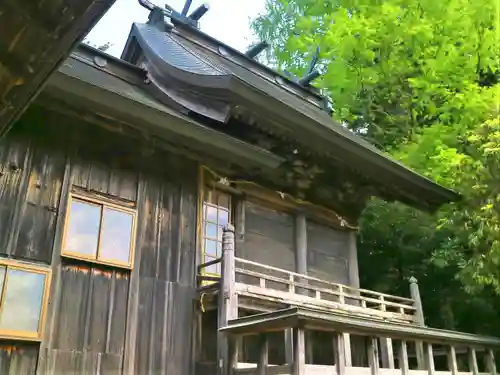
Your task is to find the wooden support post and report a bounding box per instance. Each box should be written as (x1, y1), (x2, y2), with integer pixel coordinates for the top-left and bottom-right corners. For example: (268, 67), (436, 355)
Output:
(447, 346), (458, 375)
(285, 329), (294, 366)
(292, 214), (309, 364)
(486, 348), (497, 375)
(293, 328), (306, 375)
(218, 224), (237, 375)
(222, 224), (237, 319)
(257, 334), (269, 375)
(343, 333), (352, 367)
(228, 335), (239, 375)
(425, 343), (435, 375)
(378, 296), (394, 369)
(380, 337), (394, 369)
(295, 214), (308, 275)
(399, 340), (409, 375)
(468, 348), (479, 375)
(409, 277), (426, 369)
(334, 332), (346, 375)
(409, 277), (425, 325)
(368, 337), (379, 375)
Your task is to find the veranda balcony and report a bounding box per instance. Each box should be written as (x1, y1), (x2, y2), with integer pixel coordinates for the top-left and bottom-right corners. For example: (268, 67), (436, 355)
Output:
(196, 226), (500, 375)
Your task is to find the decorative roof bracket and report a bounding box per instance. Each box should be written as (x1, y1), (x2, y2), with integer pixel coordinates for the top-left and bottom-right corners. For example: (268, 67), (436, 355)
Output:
(138, 0), (209, 28)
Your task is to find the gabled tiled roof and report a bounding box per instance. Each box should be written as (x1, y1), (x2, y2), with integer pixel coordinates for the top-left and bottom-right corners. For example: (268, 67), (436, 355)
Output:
(116, 10), (460, 212)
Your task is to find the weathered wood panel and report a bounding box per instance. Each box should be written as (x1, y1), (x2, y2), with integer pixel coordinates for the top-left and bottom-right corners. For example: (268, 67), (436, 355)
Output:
(46, 264), (129, 373)
(0, 137), (65, 263)
(241, 201), (295, 278)
(132, 165), (198, 375)
(0, 106), (200, 375)
(0, 0), (115, 135)
(0, 140), (30, 256)
(307, 221), (350, 285)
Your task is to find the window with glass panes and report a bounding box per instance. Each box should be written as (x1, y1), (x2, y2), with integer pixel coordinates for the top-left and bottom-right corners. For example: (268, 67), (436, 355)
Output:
(0, 260), (51, 340)
(202, 188), (231, 275)
(62, 193), (137, 269)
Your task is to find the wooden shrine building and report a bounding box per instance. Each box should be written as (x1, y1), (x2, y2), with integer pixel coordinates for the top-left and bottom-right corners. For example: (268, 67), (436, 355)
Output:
(0, 1), (498, 374)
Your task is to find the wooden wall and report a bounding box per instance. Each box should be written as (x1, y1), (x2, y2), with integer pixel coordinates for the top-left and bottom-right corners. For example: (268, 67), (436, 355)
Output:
(0, 106), (360, 374)
(307, 221), (350, 285)
(236, 201), (354, 286)
(0, 107), (198, 375)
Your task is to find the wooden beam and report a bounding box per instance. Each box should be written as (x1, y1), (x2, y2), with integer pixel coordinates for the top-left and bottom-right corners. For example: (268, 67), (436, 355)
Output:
(219, 224), (238, 375)
(409, 277), (425, 325)
(409, 278), (426, 370)
(379, 337), (394, 369)
(367, 337), (379, 375)
(334, 332), (346, 375)
(447, 345), (459, 375)
(399, 340), (410, 375)
(293, 328), (306, 375)
(257, 334), (269, 375)
(425, 343), (435, 375)
(228, 336), (239, 375)
(291, 213), (308, 364)
(347, 230), (360, 289)
(0, 0), (116, 136)
(294, 214), (307, 275)
(468, 348), (479, 375)
(486, 348), (497, 375)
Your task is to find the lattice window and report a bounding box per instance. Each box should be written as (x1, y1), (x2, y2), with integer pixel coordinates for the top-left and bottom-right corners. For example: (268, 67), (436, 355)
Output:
(201, 188), (231, 275)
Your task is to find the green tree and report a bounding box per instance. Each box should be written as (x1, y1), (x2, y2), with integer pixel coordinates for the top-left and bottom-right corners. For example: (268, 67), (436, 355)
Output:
(253, 0), (500, 333)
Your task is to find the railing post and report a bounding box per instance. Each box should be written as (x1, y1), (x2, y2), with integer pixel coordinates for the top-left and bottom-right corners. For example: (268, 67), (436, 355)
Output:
(425, 343), (435, 375)
(409, 276), (425, 325)
(378, 295), (395, 369)
(468, 348), (479, 375)
(448, 346), (458, 375)
(409, 277), (426, 369)
(222, 224), (237, 321)
(399, 340), (410, 375)
(486, 348), (497, 375)
(218, 224), (237, 375)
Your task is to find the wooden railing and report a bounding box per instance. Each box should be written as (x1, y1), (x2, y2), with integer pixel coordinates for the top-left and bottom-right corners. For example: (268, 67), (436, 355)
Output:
(220, 307), (500, 375)
(197, 257), (222, 285)
(234, 257), (417, 323)
(210, 225), (500, 375)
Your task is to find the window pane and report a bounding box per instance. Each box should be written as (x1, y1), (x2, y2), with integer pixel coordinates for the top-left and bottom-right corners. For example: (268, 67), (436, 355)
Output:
(0, 269), (45, 333)
(99, 208), (134, 264)
(217, 242), (222, 257)
(206, 205), (217, 223)
(65, 199), (101, 257)
(205, 239), (217, 257)
(219, 210), (229, 226)
(205, 223), (217, 238)
(218, 193), (230, 209)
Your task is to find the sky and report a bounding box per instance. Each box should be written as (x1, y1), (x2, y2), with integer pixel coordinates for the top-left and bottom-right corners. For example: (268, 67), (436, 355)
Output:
(85, 0), (266, 58)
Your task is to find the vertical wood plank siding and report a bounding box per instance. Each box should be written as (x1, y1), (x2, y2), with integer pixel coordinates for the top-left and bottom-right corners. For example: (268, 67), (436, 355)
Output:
(0, 108), (198, 375)
(306, 221), (350, 285)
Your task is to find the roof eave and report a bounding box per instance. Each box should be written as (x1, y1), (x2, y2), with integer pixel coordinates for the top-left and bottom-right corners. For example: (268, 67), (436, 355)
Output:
(229, 78), (460, 211)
